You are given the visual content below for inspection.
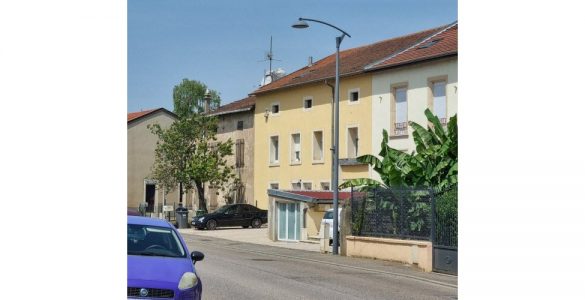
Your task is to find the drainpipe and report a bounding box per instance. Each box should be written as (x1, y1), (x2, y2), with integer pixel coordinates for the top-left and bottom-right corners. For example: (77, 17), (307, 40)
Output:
(325, 80), (335, 191)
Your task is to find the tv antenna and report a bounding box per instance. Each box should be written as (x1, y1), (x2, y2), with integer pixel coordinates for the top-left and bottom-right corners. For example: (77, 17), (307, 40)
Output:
(258, 36), (281, 77)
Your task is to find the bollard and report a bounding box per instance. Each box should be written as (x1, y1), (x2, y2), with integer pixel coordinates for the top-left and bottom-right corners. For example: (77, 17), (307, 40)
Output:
(320, 223), (330, 253)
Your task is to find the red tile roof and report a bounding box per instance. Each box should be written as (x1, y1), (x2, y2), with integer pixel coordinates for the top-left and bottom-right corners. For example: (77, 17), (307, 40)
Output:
(251, 22), (456, 95)
(208, 95), (255, 116)
(367, 23), (457, 70)
(127, 108), (176, 123)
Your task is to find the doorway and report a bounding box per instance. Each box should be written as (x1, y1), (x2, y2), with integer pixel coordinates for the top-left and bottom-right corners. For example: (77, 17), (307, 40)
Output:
(145, 184), (155, 213)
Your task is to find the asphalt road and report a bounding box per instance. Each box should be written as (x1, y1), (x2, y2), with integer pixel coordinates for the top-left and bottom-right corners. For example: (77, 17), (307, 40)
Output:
(183, 235), (457, 300)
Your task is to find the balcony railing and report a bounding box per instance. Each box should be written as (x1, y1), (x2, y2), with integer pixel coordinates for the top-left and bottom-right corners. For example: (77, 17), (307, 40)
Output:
(394, 122), (408, 136)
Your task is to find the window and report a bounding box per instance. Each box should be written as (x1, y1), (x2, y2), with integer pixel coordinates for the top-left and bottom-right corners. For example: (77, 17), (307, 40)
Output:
(349, 88), (360, 103)
(291, 182), (301, 190)
(320, 182), (330, 190)
(270, 183), (279, 190)
(291, 133), (301, 164)
(302, 182), (312, 190)
(304, 97), (313, 110)
(347, 127), (359, 158)
(271, 103), (280, 114)
(235, 139), (244, 168)
(313, 131), (323, 162)
(432, 81), (447, 125)
(237, 120), (244, 130)
(393, 86), (408, 136)
(270, 136), (279, 164)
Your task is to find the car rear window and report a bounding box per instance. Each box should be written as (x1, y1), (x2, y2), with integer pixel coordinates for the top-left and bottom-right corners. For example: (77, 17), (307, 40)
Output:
(323, 211), (333, 219)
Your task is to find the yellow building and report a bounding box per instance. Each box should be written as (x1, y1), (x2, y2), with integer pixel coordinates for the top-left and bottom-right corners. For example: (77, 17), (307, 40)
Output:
(250, 23), (456, 240)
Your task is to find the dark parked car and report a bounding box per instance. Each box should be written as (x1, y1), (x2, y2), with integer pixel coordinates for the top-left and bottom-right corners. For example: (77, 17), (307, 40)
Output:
(128, 216), (204, 299)
(192, 204), (268, 230)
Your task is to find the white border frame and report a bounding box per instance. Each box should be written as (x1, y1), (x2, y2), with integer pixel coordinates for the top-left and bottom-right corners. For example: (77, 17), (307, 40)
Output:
(289, 132), (302, 165)
(347, 88), (361, 105)
(270, 101), (281, 116)
(311, 129), (325, 164)
(345, 124), (359, 159)
(302, 96), (313, 111)
(268, 134), (280, 166)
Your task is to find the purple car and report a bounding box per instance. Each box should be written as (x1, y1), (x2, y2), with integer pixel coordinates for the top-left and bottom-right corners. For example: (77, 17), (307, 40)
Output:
(128, 216), (204, 299)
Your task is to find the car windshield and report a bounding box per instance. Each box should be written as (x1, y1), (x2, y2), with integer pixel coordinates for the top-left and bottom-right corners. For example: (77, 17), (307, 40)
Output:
(127, 224), (186, 258)
(323, 211), (333, 219)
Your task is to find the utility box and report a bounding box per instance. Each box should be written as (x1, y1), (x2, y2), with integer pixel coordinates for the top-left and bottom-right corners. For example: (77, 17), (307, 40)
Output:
(319, 223), (330, 253)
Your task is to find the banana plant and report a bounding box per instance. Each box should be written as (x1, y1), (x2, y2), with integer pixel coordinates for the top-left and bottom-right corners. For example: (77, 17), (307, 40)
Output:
(340, 108), (457, 193)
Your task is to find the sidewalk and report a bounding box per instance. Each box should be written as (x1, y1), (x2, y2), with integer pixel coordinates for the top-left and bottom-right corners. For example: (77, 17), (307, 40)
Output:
(178, 226), (323, 252)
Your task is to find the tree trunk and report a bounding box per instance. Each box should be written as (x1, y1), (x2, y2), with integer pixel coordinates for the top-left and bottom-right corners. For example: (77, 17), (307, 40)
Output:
(179, 182), (183, 203)
(195, 181), (207, 213)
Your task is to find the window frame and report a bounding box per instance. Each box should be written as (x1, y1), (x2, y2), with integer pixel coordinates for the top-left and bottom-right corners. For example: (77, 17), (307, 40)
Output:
(269, 135), (280, 166)
(235, 139), (245, 168)
(312, 130), (324, 164)
(391, 83), (409, 137)
(320, 181), (330, 191)
(346, 125), (359, 159)
(348, 88), (360, 105)
(290, 132), (302, 165)
(270, 102), (281, 116)
(428, 76), (449, 126)
(303, 96), (313, 111)
(269, 182), (280, 190)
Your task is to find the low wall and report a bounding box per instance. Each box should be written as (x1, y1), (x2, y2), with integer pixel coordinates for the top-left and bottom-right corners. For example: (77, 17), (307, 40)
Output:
(345, 236), (433, 272)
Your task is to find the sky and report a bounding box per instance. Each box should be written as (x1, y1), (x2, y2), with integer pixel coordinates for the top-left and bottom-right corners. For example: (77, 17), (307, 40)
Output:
(128, 0), (457, 112)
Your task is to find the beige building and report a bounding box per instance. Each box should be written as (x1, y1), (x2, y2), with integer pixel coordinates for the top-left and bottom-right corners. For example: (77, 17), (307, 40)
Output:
(127, 108), (179, 213)
(202, 96), (256, 210)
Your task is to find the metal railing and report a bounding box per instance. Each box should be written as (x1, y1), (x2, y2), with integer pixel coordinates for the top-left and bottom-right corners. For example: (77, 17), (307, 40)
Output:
(350, 187), (434, 241)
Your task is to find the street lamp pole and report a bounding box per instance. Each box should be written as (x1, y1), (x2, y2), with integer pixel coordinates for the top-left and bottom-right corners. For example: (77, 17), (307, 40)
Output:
(292, 17), (351, 255)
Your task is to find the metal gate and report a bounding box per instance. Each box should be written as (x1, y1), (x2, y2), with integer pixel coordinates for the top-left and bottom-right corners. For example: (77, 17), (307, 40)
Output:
(431, 189), (458, 275)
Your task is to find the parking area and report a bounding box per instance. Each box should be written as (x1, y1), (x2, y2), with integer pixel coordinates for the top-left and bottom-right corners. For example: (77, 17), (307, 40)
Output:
(177, 226), (323, 252)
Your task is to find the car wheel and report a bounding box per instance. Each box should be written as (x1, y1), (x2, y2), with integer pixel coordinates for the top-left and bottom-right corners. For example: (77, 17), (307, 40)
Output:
(242, 225), (249, 228)
(251, 218), (262, 228)
(206, 219), (217, 230)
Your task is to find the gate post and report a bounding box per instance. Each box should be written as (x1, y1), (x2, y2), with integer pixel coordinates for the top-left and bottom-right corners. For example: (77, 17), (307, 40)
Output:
(430, 188), (436, 243)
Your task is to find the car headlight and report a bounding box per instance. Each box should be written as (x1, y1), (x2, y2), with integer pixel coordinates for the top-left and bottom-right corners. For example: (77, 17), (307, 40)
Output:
(198, 217), (205, 222)
(178, 272), (199, 290)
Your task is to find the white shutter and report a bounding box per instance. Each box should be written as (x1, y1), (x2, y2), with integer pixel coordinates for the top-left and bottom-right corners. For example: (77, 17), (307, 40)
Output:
(433, 81), (447, 119)
(395, 88), (407, 123)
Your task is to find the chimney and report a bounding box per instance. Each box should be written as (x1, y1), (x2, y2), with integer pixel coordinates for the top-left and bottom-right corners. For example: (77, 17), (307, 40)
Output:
(308, 56), (313, 67)
(204, 89), (211, 113)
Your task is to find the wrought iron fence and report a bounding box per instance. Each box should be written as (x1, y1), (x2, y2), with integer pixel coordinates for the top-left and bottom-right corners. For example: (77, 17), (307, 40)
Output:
(350, 187), (434, 241)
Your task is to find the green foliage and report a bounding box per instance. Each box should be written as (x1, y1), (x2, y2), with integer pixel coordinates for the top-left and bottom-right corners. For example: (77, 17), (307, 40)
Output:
(435, 187), (458, 246)
(149, 80), (236, 211)
(173, 78), (221, 118)
(340, 108), (457, 193)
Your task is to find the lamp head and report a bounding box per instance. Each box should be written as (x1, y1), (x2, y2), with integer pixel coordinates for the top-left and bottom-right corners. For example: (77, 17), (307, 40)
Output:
(292, 19), (309, 29)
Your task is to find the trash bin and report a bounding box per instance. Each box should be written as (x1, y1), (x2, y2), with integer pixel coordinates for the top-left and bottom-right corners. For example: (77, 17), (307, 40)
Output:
(175, 204), (189, 229)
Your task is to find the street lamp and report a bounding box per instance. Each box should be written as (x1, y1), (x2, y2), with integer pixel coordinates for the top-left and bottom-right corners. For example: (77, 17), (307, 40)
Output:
(292, 17), (351, 255)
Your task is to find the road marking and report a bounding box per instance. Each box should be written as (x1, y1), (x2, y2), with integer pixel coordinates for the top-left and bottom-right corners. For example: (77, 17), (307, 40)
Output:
(184, 236), (457, 289)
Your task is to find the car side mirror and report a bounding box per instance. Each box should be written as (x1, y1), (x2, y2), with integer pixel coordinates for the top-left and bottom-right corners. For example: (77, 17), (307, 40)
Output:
(191, 251), (204, 263)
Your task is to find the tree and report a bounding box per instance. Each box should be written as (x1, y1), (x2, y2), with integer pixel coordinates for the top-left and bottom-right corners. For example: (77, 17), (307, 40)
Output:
(149, 79), (236, 212)
(340, 108), (457, 192)
(149, 114), (236, 212)
(173, 79), (221, 118)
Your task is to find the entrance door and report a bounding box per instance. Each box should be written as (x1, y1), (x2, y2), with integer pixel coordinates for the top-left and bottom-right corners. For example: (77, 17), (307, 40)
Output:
(277, 202), (300, 241)
(145, 184), (155, 213)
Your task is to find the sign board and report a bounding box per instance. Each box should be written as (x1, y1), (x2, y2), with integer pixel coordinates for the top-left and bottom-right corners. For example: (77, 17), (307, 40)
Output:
(163, 205), (174, 212)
